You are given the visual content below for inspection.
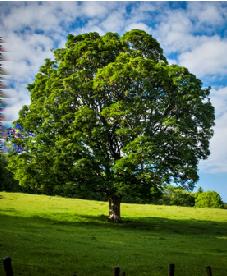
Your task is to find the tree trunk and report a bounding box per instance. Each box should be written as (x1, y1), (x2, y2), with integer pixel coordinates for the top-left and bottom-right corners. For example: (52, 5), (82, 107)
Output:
(108, 196), (121, 222)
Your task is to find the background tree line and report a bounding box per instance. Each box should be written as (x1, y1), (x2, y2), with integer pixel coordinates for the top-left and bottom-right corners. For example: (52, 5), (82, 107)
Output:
(158, 185), (224, 208)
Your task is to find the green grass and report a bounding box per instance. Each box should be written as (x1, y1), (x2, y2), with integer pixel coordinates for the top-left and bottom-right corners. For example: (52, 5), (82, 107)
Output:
(0, 192), (227, 275)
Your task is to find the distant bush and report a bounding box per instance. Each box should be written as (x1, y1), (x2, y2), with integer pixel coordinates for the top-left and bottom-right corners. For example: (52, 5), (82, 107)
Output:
(195, 191), (224, 208)
(161, 185), (195, 207)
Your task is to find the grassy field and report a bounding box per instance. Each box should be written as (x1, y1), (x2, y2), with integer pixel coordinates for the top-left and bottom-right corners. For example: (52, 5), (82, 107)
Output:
(0, 192), (227, 276)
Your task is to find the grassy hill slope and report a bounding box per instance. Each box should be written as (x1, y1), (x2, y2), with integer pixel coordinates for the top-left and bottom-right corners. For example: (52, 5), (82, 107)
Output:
(0, 192), (227, 275)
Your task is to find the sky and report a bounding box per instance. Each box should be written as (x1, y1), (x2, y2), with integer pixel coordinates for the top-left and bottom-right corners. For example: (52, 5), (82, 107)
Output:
(0, 1), (227, 201)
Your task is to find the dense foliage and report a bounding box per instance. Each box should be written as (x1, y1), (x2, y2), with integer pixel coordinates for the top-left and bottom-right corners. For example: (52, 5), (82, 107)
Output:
(195, 190), (224, 208)
(8, 30), (215, 221)
(158, 186), (224, 208)
(161, 185), (195, 207)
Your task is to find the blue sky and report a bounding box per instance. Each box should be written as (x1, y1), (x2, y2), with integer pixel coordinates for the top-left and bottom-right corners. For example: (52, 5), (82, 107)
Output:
(1, 1), (227, 201)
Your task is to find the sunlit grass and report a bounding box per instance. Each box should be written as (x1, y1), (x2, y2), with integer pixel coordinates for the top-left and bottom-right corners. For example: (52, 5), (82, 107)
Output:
(0, 192), (227, 275)
(0, 192), (226, 222)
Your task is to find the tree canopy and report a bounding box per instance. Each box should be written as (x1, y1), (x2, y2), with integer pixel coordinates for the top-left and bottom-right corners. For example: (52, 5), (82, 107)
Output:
(8, 29), (215, 221)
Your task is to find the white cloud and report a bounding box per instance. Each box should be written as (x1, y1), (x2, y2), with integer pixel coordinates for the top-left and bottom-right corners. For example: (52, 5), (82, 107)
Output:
(78, 3), (129, 35)
(79, 22), (105, 36)
(153, 9), (195, 53)
(2, 32), (54, 120)
(125, 23), (151, 33)
(200, 87), (227, 173)
(187, 2), (226, 27)
(129, 2), (166, 23)
(3, 105), (23, 122)
(200, 114), (227, 173)
(2, 85), (30, 123)
(1, 2), (80, 35)
(81, 2), (115, 18)
(210, 87), (227, 117)
(178, 38), (227, 77)
(97, 8), (127, 34)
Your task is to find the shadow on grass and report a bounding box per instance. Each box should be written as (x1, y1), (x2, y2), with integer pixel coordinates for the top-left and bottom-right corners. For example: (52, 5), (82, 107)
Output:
(1, 212), (227, 237)
(51, 213), (227, 237)
(120, 216), (227, 236)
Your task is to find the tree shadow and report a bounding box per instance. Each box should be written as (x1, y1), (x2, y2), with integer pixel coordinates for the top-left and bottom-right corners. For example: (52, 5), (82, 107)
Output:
(1, 212), (227, 237)
(29, 213), (227, 237)
(120, 216), (227, 236)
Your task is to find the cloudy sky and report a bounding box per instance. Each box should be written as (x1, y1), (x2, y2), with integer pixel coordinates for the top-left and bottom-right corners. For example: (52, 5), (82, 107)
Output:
(1, 1), (227, 201)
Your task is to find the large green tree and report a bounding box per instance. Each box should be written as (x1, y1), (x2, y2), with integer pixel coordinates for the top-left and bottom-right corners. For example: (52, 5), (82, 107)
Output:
(8, 30), (214, 222)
